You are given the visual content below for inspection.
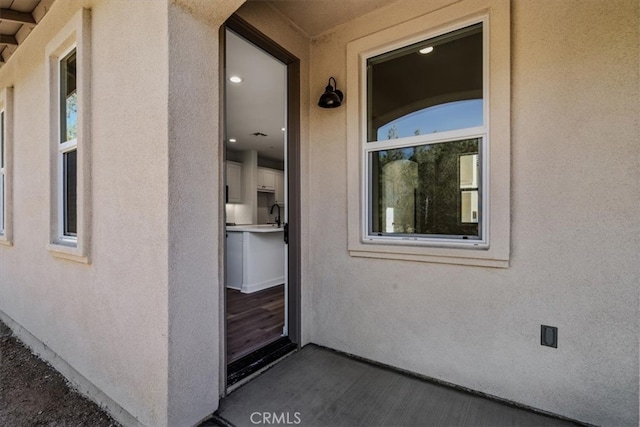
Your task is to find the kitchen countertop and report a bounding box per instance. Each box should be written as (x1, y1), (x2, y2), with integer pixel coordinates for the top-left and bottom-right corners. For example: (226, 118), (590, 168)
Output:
(226, 224), (284, 233)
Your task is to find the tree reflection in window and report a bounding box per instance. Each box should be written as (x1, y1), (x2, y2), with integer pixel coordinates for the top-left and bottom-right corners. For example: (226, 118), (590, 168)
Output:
(371, 138), (480, 238)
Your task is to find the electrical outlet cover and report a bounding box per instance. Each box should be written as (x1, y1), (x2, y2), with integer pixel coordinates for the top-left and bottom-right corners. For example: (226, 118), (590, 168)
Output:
(541, 325), (558, 348)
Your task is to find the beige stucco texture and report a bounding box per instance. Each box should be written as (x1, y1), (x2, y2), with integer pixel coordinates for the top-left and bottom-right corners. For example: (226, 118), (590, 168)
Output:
(0, 1), (170, 425)
(166, 1), (243, 425)
(306, 0), (639, 426)
(0, 0), (251, 425)
(0, 0), (638, 426)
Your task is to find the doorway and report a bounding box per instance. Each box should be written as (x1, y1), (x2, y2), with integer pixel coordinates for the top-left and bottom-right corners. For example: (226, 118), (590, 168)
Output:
(223, 15), (301, 387)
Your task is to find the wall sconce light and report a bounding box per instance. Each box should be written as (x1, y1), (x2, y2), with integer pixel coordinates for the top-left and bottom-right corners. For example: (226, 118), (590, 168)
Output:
(317, 77), (344, 108)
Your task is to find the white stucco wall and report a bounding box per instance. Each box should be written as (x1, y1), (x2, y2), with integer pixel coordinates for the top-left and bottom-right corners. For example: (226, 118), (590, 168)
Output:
(0, 1), (170, 425)
(306, 0), (639, 425)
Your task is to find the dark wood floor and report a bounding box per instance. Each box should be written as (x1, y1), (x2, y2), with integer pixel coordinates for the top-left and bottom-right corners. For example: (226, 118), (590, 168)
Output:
(226, 285), (285, 363)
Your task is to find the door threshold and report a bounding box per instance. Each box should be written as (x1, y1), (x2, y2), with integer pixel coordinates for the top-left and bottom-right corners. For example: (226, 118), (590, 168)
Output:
(227, 337), (297, 388)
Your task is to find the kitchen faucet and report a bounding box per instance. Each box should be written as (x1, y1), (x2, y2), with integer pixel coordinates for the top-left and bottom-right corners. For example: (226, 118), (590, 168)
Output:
(270, 203), (281, 227)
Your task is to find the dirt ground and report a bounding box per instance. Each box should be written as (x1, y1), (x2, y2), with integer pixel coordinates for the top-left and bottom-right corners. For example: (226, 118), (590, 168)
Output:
(0, 320), (119, 426)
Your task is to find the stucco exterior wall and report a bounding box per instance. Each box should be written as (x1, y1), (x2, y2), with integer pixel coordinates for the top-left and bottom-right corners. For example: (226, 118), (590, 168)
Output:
(0, 1), (170, 425)
(0, 0), (637, 425)
(306, 0), (639, 425)
(165, 1), (243, 425)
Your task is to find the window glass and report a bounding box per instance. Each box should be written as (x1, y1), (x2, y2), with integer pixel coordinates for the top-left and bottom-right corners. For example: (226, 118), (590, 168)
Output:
(376, 99), (482, 141)
(367, 23), (483, 142)
(369, 138), (481, 238)
(63, 150), (77, 236)
(59, 49), (78, 239)
(60, 51), (77, 143)
(365, 22), (485, 243)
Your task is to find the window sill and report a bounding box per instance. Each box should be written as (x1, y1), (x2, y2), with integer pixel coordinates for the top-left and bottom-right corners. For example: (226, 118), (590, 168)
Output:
(348, 242), (509, 268)
(0, 237), (13, 247)
(48, 243), (90, 264)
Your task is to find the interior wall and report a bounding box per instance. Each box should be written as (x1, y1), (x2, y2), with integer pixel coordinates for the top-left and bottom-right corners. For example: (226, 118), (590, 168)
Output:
(306, 0), (639, 425)
(0, 1), (170, 425)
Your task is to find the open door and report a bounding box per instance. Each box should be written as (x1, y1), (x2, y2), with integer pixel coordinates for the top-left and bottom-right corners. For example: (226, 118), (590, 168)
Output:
(222, 15), (301, 388)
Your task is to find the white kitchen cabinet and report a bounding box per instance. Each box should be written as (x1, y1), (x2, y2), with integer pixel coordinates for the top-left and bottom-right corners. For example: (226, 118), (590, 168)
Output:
(226, 161), (242, 203)
(257, 167), (275, 192)
(226, 226), (285, 293)
(274, 170), (285, 205)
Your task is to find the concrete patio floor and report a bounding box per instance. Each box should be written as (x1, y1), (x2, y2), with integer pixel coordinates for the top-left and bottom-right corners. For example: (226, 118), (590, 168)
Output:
(210, 345), (582, 427)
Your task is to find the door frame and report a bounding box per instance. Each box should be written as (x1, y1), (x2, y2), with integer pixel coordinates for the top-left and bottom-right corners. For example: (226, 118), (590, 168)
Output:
(220, 14), (302, 392)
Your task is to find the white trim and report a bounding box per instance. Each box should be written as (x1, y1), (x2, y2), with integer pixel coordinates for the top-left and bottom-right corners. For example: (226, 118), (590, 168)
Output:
(46, 9), (91, 263)
(47, 243), (89, 264)
(346, 0), (510, 268)
(59, 139), (77, 153)
(241, 276), (285, 294)
(57, 50), (79, 242)
(0, 87), (13, 245)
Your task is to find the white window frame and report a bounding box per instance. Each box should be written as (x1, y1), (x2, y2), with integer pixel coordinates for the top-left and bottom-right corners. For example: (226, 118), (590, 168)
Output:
(0, 87), (13, 246)
(346, 0), (510, 268)
(363, 18), (488, 247)
(58, 46), (78, 243)
(46, 9), (91, 263)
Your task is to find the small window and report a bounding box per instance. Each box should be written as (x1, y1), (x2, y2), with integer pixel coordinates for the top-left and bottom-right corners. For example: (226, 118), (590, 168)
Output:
(364, 22), (486, 245)
(59, 49), (78, 238)
(0, 86), (12, 245)
(0, 110), (5, 236)
(46, 8), (91, 262)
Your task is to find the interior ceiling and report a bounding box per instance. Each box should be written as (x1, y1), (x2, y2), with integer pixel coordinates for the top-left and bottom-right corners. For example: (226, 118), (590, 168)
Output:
(265, 0), (396, 37)
(0, 0), (53, 66)
(226, 29), (287, 161)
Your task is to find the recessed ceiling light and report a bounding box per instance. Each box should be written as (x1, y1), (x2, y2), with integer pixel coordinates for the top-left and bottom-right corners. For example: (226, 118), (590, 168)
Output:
(229, 76), (242, 83)
(229, 138), (237, 143)
(281, 128), (286, 131)
(419, 46), (434, 55)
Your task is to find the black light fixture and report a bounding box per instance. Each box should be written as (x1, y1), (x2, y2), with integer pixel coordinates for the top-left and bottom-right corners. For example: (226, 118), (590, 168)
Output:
(317, 77), (344, 108)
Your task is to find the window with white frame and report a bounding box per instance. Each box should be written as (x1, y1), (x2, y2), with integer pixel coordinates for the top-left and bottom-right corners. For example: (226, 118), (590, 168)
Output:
(46, 8), (90, 262)
(0, 86), (12, 245)
(364, 21), (486, 245)
(59, 48), (78, 239)
(347, 1), (510, 267)
(0, 108), (5, 236)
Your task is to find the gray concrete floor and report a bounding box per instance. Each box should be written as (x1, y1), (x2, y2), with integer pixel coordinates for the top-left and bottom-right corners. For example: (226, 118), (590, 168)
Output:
(214, 345), (580, 427)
